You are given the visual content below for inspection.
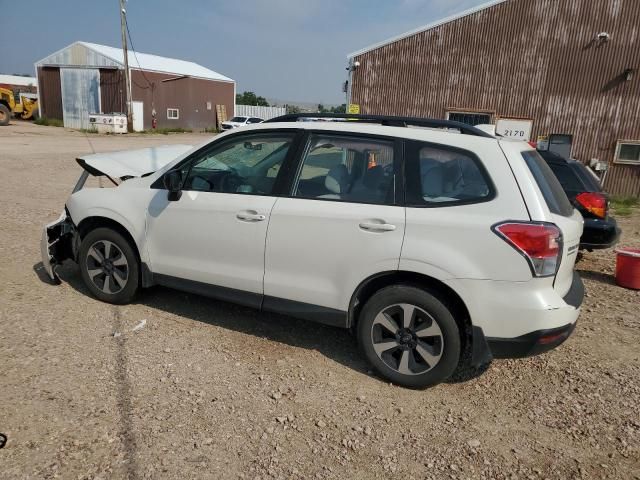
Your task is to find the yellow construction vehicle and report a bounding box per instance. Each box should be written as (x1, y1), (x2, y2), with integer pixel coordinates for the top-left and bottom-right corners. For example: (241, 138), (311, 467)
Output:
(0, 87), (39, 125)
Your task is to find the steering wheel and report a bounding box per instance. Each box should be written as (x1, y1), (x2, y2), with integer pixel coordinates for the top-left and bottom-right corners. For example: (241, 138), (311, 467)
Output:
(220, 171), (243, 193)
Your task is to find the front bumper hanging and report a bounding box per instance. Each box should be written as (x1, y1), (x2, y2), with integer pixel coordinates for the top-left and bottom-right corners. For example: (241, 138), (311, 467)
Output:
(40, 211), (76, 281)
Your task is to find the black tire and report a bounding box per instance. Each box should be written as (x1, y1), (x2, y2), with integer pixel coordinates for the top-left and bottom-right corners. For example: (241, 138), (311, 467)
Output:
(30, 108), (40, 121)
(0, 104), (10, 126)
(79, 228), (139, 304)
(357, 285), (461, 389)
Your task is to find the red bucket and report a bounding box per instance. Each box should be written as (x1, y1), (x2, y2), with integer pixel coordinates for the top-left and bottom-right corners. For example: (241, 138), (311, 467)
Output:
(614, 248), (640, 290)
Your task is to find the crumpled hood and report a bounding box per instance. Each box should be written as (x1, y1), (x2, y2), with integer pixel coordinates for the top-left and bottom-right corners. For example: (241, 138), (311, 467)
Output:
(76, 144), (194, 178)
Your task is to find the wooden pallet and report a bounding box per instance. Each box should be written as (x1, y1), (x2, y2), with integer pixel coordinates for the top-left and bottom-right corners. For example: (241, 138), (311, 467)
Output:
(216, 105), (227, 131)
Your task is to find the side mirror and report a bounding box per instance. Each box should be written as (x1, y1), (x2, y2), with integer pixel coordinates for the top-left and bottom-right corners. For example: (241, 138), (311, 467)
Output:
(163, 170), (183, 201)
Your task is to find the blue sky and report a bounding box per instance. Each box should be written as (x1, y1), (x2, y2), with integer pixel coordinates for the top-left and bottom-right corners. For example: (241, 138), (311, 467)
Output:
(1, 0), (487, 104)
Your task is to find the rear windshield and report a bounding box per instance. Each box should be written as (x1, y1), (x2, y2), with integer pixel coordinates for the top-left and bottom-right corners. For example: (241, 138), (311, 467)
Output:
(521, 151), (574, 217)
(230, 116), (247, 122)
(570, 162), (602, 192)
(547, 162), (584, 192)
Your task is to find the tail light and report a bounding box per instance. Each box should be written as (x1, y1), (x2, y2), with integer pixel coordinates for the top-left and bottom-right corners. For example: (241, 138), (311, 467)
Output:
(493, 222), (563, 277)
(527, 141), (537, 148)
(575, 192), (606, 219)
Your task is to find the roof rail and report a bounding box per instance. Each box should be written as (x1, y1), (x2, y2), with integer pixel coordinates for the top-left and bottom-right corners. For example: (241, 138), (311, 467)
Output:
(265, 113), (495, 138)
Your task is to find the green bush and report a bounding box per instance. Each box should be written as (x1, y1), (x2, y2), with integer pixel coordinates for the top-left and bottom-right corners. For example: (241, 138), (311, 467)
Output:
(34, 117), (64, 127)
(141, 127), (193, 135)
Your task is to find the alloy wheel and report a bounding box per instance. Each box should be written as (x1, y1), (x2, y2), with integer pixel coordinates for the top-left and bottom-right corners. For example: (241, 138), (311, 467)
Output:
(85, 240), (129, 295)
(370, 303), (444, 375)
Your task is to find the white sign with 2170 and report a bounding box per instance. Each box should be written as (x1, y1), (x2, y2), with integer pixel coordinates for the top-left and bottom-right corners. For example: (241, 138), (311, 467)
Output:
(495, 118), (533, 141)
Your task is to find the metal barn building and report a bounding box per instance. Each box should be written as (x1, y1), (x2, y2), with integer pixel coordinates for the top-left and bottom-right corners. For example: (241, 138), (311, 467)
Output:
(35, 41), (235, 131)
(347, 0), (640, 196)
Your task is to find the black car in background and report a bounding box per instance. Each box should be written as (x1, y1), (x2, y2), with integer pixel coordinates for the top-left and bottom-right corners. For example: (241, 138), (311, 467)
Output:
(538, 150), (620, 250)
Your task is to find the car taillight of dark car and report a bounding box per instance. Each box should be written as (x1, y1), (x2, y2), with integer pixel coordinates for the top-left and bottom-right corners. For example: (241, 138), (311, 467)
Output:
(575, 192), (607, 219)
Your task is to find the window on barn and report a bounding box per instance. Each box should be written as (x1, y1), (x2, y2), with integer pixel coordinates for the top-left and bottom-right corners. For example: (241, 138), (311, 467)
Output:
(167, 108), (180, 120)
(614, 141), (640, 165)
(446, 111), (492, 126)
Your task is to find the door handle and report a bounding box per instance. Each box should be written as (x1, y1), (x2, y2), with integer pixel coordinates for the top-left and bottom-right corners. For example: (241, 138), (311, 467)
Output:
(359, 221), (396, 232)
(236, 211), (266, 222)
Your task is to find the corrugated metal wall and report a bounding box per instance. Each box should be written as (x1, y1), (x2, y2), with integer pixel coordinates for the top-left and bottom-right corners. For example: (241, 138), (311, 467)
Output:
(99, 68), (126, 114)
(130, 70), (234, 130)
(36, 67), (62, 120)
(350, 0), (640, 196)
(60, 68), (100, 129)
(235, 105), (286, 120)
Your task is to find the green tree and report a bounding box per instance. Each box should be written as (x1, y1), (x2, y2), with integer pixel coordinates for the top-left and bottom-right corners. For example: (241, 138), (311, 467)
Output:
(236, 91), (269, 106)
(316, 104), (346, 114)
(286, 104), (301, 114)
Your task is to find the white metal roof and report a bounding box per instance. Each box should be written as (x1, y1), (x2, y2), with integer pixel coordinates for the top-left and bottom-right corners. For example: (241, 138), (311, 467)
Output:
(35, 41), (233, 83)
(348, 0), (509, 58)
(80, 42), (233, 82)
(0, 74), (37, 87)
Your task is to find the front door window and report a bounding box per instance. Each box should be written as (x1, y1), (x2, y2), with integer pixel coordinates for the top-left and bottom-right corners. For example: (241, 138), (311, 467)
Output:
(183, 133), (295, 195)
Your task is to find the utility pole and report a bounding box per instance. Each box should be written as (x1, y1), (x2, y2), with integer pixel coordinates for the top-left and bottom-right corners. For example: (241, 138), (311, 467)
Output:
(119, 0), (133, 132)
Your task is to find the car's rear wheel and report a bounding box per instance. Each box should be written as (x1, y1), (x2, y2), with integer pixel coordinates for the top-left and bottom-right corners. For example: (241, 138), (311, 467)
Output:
(79, 228), (139, 304)
(357, 285), (461, 389)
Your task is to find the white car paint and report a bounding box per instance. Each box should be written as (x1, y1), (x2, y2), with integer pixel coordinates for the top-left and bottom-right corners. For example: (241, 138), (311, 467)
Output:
(41, 120), (583, 360)
(78, 144), (194, 178)
(146, 190), (277, 295)
(264, 198), (405, 311)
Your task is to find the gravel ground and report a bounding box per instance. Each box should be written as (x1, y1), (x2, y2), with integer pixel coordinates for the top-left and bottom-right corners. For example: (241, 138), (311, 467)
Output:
(1, 121), (639, 479)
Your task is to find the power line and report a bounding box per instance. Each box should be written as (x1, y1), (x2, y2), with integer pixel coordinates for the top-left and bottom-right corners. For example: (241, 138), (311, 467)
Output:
(124, 15), (154, 89)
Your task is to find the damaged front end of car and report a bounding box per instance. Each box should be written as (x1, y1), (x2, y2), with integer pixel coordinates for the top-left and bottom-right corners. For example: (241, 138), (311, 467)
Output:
(40, 171), (89, 281)
(40, 144), (195, 282)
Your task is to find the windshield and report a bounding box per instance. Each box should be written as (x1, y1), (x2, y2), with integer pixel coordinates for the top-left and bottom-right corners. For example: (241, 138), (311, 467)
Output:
(230, 116), (247, 123)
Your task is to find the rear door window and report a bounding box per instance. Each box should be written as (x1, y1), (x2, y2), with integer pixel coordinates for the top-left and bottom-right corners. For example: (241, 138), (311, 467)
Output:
(521, 151), (574, 216)
(293, 134), (396, 205)
(405, 141), (494, 206)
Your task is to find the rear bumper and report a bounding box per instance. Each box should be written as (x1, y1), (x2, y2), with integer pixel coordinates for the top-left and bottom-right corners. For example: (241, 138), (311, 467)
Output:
(580, 216), (620, 250)
(470, 272), (584, 363)
(487, 321), (577, 358)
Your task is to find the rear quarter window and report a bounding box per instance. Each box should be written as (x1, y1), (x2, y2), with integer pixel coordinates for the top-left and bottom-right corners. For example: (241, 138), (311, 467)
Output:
(405, 141), (494, 206)
(522, 151), (574, 217)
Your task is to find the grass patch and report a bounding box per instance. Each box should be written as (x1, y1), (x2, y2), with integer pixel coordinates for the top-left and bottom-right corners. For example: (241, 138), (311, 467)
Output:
(34, 117), (64, 127)
(141, 127), (193, 135)
(78, 128), (99, 134)
(610, 195), (639, 216)
(202, 126), (219, 133)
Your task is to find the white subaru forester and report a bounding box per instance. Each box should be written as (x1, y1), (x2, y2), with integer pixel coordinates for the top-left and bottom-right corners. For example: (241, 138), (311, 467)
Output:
(41, 114), (584, 389)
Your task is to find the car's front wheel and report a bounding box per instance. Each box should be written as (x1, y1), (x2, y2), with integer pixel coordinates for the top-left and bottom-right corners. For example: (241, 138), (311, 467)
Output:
(79, 227), (139, 304)
(357, 285), (461, 389)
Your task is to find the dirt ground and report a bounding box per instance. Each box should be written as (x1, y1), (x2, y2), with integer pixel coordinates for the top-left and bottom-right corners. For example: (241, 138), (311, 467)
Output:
(1, 121), (639, 480)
